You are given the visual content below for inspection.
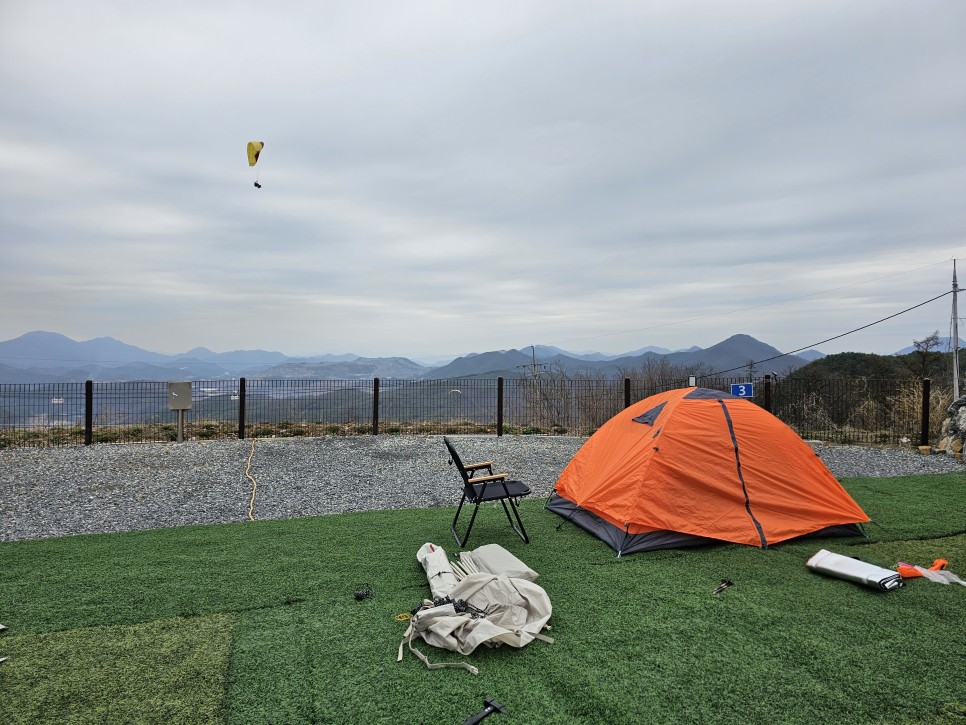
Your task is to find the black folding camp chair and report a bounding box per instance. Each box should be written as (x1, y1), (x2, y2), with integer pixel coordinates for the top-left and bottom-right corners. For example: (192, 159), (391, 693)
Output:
(444, 436), (531, 547)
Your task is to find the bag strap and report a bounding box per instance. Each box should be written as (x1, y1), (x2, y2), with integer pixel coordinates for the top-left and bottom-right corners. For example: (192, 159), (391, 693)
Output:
(397, 621), (479, 675)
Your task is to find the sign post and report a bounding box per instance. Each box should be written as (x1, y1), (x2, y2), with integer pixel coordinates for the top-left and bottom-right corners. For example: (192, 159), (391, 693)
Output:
(730, 383), (755, 398)
(167, 382), (192, 443)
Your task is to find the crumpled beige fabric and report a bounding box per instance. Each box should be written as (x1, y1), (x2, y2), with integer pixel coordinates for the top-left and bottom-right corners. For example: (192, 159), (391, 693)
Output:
(458, 544), (539, 582)
(398, 572), (553, 675)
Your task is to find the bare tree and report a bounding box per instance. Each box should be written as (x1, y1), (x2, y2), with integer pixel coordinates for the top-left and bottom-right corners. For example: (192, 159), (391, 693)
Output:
(902, 330), (944, 380)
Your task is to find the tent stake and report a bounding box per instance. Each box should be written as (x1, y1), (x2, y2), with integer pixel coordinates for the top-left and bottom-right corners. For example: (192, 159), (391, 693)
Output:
(462, 697), (507, 725)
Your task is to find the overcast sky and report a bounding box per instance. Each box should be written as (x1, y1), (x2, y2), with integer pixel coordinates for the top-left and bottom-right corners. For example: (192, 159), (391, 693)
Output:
(2, 0), (964, 361)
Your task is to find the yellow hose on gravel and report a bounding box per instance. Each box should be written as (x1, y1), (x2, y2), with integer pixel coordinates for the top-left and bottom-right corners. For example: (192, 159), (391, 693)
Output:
(246, 437), (257, 521)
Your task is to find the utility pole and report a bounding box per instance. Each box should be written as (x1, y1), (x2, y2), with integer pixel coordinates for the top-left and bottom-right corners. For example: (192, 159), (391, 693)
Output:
(517, 344), (548, 378)
(953, 259), (960, 400)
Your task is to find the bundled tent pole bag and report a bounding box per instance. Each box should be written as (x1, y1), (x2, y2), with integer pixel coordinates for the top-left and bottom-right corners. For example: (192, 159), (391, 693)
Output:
(806, 549), (903, 591)
(416, 542), (459, 599)
(399, 543), (552, 675)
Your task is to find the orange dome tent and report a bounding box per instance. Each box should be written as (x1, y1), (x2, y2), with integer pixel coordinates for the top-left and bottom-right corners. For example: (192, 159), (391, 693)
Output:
(547, 387), (869, 555)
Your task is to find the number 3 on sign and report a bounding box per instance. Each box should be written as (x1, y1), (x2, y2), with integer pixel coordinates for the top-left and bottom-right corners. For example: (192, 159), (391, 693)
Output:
(730, 383), (754, 397)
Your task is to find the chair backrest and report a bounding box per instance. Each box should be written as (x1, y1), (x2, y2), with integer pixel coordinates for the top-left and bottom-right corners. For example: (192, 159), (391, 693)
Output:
(443, 436), (471, 484)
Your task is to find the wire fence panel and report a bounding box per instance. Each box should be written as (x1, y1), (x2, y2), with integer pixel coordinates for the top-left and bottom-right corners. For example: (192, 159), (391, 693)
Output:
(380, 378), (499, 434)
(241, 379), (376, 437)
(182, 379), (242, 439)
(90, 382), (177, 444)
(0, 383), (86, 447)
(503, 378), (625, 435)
(771, 377), (934, 446)
(0, 376), (944, 448)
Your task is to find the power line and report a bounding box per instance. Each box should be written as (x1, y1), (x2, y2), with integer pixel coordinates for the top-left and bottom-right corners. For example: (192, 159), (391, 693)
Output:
(698, 290), (953, 379)
(544, 257), (953, 349)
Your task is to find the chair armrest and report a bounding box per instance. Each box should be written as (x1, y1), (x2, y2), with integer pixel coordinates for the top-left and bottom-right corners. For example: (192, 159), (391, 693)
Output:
(468, 472), (509, 484)
(464, 461), (494, 472)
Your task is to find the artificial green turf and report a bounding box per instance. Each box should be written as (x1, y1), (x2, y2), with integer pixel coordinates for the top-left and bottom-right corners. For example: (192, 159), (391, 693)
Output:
(1, 614), (234, 723)
(1, 474), (964, 724)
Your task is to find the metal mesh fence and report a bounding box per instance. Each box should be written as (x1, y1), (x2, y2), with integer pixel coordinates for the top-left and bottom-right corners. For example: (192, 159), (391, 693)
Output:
(0, 383), (86, 447)
(240, 379), (375, 437)
(0, 375), (944, 448)
(772, 377), (938, 445)
(379, 378), (499, 434)
(503, 378), (624, 435)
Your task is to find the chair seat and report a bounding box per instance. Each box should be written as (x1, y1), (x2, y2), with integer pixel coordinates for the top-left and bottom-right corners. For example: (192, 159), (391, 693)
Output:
(469, 479), (530, 503)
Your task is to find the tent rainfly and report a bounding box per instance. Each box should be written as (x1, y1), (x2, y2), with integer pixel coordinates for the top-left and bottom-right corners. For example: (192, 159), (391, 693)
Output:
(547, 387), (870, 555)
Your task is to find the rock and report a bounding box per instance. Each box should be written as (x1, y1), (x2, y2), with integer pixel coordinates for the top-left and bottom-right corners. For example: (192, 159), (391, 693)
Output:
(937, 393), (966, 453)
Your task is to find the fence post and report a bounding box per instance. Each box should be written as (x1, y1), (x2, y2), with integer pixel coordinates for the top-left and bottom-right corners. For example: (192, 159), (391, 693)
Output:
(763, 374), (772, 413)
(372, 377), (380, 435)
(624, 378), (631, 408)
(920, 377), (931, 447)
(84, 380), (93, 445)
(497, 377), (504, 437)
(237, 377), (246, 439)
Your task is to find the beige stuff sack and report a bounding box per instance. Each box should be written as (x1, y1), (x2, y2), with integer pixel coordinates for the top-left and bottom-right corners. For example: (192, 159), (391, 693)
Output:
(399, 548), (553, 675)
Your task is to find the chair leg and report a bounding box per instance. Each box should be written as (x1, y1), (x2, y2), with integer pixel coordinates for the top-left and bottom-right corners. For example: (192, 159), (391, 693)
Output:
(499, 498), (530, 544)
(451, 495), (481, 548)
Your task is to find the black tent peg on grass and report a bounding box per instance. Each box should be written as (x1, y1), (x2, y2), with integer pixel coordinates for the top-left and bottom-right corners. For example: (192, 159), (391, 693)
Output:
(462, 697), (507, 724)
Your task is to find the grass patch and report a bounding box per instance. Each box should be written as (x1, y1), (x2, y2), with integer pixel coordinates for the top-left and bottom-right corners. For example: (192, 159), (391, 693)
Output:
(0, 474), (964, 723)
(2, 614), (234, 723)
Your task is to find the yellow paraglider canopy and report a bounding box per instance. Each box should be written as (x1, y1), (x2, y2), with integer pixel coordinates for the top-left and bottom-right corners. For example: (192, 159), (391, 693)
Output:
(247, 141), (264, 167)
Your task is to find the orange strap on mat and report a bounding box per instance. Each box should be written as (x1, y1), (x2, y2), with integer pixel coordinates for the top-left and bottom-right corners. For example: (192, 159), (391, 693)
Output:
(896, 559), (948, 578)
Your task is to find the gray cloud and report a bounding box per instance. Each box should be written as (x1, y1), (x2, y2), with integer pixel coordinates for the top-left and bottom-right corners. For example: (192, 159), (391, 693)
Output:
(1, 0), (964, 358)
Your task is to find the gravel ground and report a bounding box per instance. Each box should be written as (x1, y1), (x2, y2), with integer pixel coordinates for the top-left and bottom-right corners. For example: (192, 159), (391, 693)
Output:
(1, 435), (962, 543)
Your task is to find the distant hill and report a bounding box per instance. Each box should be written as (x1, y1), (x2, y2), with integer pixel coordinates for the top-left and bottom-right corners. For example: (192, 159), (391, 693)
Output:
(0, 361), (65, 383)
(531, 343), (679, 361)
(252, 357), (429, 380)
(786, 352), (911, 380)
(0, 331), (170, 368)
(423, 334), (810, 379)
(425, 350), (533, 378)
(0, 331), (366, 382)
(893, 336), (964, 355)
(661, 334), (808, 375)
(0, 330), (811, 383)
(174, 347), (293, 366)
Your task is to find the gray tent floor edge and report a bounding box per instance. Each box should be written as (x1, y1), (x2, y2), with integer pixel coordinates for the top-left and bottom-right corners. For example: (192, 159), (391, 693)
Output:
(545, 494), (715, 555)
(794, 523), (866, 540)
(545, 494), (867, 555)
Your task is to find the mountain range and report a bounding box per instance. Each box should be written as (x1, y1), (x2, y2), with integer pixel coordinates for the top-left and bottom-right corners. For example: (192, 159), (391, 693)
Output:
(0, 330), (823, 383)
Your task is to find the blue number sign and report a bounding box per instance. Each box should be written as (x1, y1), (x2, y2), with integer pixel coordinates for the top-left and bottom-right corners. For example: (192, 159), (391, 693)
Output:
(730, 383), (754, 397)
